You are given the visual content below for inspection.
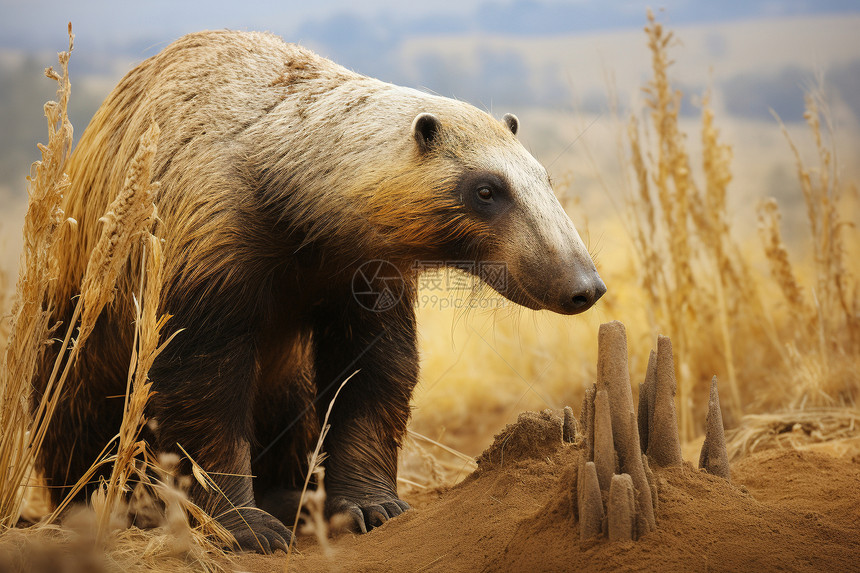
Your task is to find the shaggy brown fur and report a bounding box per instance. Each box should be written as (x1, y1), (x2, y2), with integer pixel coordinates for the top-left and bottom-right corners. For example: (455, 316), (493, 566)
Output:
(34, 30), (603, 553)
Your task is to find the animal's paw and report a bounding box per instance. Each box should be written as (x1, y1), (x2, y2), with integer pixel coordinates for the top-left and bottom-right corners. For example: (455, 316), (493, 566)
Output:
(222, 507), (294, 554)
(327, 495), (411, 534)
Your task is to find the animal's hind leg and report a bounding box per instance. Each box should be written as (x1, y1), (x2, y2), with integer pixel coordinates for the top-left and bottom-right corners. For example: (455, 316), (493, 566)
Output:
(149, 330), (293, 554)
(38, 385), (122, 507)
(252, 358), (320, 527)
(35, 322), (129, 509)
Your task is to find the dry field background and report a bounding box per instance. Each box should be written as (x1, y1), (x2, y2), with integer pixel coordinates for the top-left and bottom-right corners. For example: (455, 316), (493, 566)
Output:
(0, 10), (858, 572)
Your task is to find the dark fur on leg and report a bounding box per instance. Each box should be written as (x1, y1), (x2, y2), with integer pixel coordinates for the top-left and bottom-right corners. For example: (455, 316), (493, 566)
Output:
(149, 281), (294, 553)
(312, 284), (417, 532)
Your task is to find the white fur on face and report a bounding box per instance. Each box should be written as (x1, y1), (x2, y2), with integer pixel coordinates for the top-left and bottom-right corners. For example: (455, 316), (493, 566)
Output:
(479, 143), (595, 275)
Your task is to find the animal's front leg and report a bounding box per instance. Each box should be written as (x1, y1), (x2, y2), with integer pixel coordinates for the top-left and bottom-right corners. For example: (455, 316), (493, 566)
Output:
(313, 292), (418, 532)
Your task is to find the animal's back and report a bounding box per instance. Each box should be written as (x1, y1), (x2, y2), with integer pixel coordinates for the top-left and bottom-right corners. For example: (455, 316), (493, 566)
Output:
(59, 31), (346, 312)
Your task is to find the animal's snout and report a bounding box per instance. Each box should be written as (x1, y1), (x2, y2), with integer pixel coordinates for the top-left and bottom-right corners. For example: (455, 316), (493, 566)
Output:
(558, 272), (606, 314)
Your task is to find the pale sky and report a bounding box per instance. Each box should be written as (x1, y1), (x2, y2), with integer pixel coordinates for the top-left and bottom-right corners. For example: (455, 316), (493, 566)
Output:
(3, 0), (856, 53)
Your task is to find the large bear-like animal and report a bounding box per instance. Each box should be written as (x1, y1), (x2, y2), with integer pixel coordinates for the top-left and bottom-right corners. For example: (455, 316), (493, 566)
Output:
(35, 30), (605, 552)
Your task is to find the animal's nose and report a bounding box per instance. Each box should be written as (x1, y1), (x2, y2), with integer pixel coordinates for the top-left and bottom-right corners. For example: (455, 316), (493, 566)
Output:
(561, 273), (606, 314)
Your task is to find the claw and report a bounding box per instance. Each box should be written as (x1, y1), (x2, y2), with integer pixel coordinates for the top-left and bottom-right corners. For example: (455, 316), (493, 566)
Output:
(267, 518), (293, 546)
(361, 504), (388, 528)
(395, 499), (411, 512)
(328, 495), (411, 534)
(268, 533), (289, 554)
(381, 501), (403, 518)
(224, 509), (293, 554)
(234, 529), (272, 554)
(348, 506), (367, 534)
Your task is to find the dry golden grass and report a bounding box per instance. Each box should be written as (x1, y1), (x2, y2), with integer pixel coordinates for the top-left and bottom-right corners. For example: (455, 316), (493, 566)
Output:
(760, 89), (860, 409)
(621, 10), (760, 441)
(726, 408), (860, 461)
(283, 372), (357, 569)
(46, 118), (162, 516)
(0, 506), (228, 573)
(757, 199), (806, 312)
(615, 10), (859, 443)
(0, 25), (75, 529)
(88, 121), (173, 540)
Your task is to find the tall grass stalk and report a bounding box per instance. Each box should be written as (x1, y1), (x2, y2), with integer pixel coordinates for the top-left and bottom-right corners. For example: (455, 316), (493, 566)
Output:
(0, 28), (229, 570)
(92, 121), (178, 539)
(284, 370), (357, 567)
(0, 25), (74, 528)
(625, 11), (756, 440)
(40, 121), (160, 526)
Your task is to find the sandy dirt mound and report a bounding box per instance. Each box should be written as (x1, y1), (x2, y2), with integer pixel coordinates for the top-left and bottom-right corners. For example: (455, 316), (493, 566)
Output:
(233, 414), (860, 573)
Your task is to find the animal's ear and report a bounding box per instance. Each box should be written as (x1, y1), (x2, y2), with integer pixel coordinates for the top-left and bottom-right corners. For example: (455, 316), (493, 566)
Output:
(502, 113), (519, 136)
(412, 113), (441, 153)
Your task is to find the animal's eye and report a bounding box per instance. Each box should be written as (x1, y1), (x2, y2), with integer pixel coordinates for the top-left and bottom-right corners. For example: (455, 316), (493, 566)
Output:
(476, 186), (493, 202)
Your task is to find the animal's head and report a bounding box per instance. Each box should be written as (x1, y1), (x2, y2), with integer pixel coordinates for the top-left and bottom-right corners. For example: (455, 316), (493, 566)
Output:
(394, 106), (605, 315)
